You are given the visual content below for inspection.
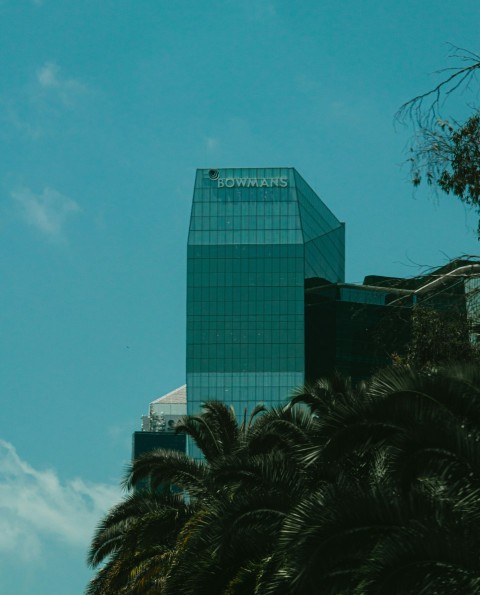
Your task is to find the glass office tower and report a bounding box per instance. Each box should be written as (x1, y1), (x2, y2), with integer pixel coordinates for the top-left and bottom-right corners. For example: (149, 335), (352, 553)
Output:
(186, 167), (344, 434)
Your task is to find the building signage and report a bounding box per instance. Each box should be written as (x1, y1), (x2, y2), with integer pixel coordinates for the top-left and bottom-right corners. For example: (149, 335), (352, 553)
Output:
(207, 169), (288, 188)
(217, 177), (288, 188)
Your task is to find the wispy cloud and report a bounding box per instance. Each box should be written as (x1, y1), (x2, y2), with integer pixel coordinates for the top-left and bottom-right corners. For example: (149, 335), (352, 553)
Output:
(0, 439), (120, 561)
(2, 102), (43, 139)
(205, 136), (220, 152)
(36, 62), (88, 106)
(0, 62), (91, 141)
(12, 186), (81, 239)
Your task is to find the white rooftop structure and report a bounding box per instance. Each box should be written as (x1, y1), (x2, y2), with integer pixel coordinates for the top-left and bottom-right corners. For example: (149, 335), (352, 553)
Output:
(151, 384), (187, 407)
(141, 385), (187, 432)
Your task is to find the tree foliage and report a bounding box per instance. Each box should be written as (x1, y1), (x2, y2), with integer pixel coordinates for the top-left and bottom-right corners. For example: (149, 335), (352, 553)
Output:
(397, 46), (480, 235)
(87, 365), (480, 594)
(403, 304), (479, 370)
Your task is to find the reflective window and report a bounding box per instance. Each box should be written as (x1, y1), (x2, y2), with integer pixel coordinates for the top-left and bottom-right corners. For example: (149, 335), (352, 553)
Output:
(187, 168), (345, 457)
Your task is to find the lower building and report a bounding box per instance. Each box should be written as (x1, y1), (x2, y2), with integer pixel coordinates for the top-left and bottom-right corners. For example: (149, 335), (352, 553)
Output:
(306, 258), (480, 382)
(305, 280), (413, 383)
(132, 385), (187, 461)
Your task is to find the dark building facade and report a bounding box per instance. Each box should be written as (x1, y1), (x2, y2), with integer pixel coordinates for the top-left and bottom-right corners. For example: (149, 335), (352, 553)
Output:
(132, 431), (186, 461)
(305, 281), (412, 383)
(306, 258), (480, 382)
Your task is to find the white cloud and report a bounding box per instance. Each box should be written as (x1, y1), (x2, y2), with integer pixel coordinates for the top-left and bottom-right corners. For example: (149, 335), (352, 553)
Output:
(36, 62), (88, 105)
(2, 102), (43, 139)
(37, 63), (57, 88)
(12, 186), (80, 239)
(0, 439), (120, 561)
(0, 62), (90, 141)
(205, 136), (220, 152)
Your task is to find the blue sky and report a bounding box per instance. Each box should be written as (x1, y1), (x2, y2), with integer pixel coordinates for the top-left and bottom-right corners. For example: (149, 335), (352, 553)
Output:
(1, 1), (479, 592)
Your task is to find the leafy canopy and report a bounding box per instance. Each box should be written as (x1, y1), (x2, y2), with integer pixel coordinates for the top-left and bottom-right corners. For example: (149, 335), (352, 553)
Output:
(397, 45), (480, 236)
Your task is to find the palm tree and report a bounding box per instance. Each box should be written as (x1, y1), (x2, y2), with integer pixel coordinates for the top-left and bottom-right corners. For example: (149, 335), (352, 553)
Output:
(88, 364), (480, 594)
(261, 363), (480, 593)
(259, 479), (480, 594)
(86, 490), (195, 594)
(87, 400), (313, 594)
(165, 450), (314, 594)
(160, 405), (320, 594)
(291, 365), (480, 496)
(86, 402), (238, 595)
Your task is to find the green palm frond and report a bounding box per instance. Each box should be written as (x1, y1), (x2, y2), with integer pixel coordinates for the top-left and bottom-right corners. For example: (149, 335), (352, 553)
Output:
(200, 400), (241, 454)
(247, 404), (317, 458)
(239, 402), (267, 435)
(175, 401), (244, 462)
(123, 448), (207, 493)
(87, 490), (195, 594)
(289, 370), (357, 415)
(263, 482), (480, 594)
(87, 364), (480, 595)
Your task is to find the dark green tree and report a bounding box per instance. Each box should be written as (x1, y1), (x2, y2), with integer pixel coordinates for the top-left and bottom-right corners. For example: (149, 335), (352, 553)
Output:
(397, 46), (480, 236)
(86, 490), (195, 595)
(404, 304), (479, 370)
(162, 405), (321, 594)
(257, 364), (480, 594)
(88, 365), (480, 594)
(260, 481), (480, 594)
(86, 401), (318, 594)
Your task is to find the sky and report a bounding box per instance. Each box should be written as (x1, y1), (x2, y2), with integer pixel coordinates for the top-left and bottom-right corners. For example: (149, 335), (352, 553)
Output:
(1, 1), (480, 593)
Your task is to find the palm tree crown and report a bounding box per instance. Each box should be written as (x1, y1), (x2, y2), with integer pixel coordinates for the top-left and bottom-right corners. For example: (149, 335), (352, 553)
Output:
(87, 364), (480, 594)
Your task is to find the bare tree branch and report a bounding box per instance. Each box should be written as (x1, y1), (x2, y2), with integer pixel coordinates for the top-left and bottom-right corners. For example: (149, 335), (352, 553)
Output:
(396, 44), (480, 127)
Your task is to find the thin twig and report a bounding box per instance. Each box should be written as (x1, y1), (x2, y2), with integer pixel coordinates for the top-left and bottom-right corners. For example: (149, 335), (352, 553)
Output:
(396, 45), (480, 127)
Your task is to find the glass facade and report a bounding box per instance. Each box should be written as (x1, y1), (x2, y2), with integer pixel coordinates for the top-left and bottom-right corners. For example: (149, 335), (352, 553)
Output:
(186, 168), (345, 450)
